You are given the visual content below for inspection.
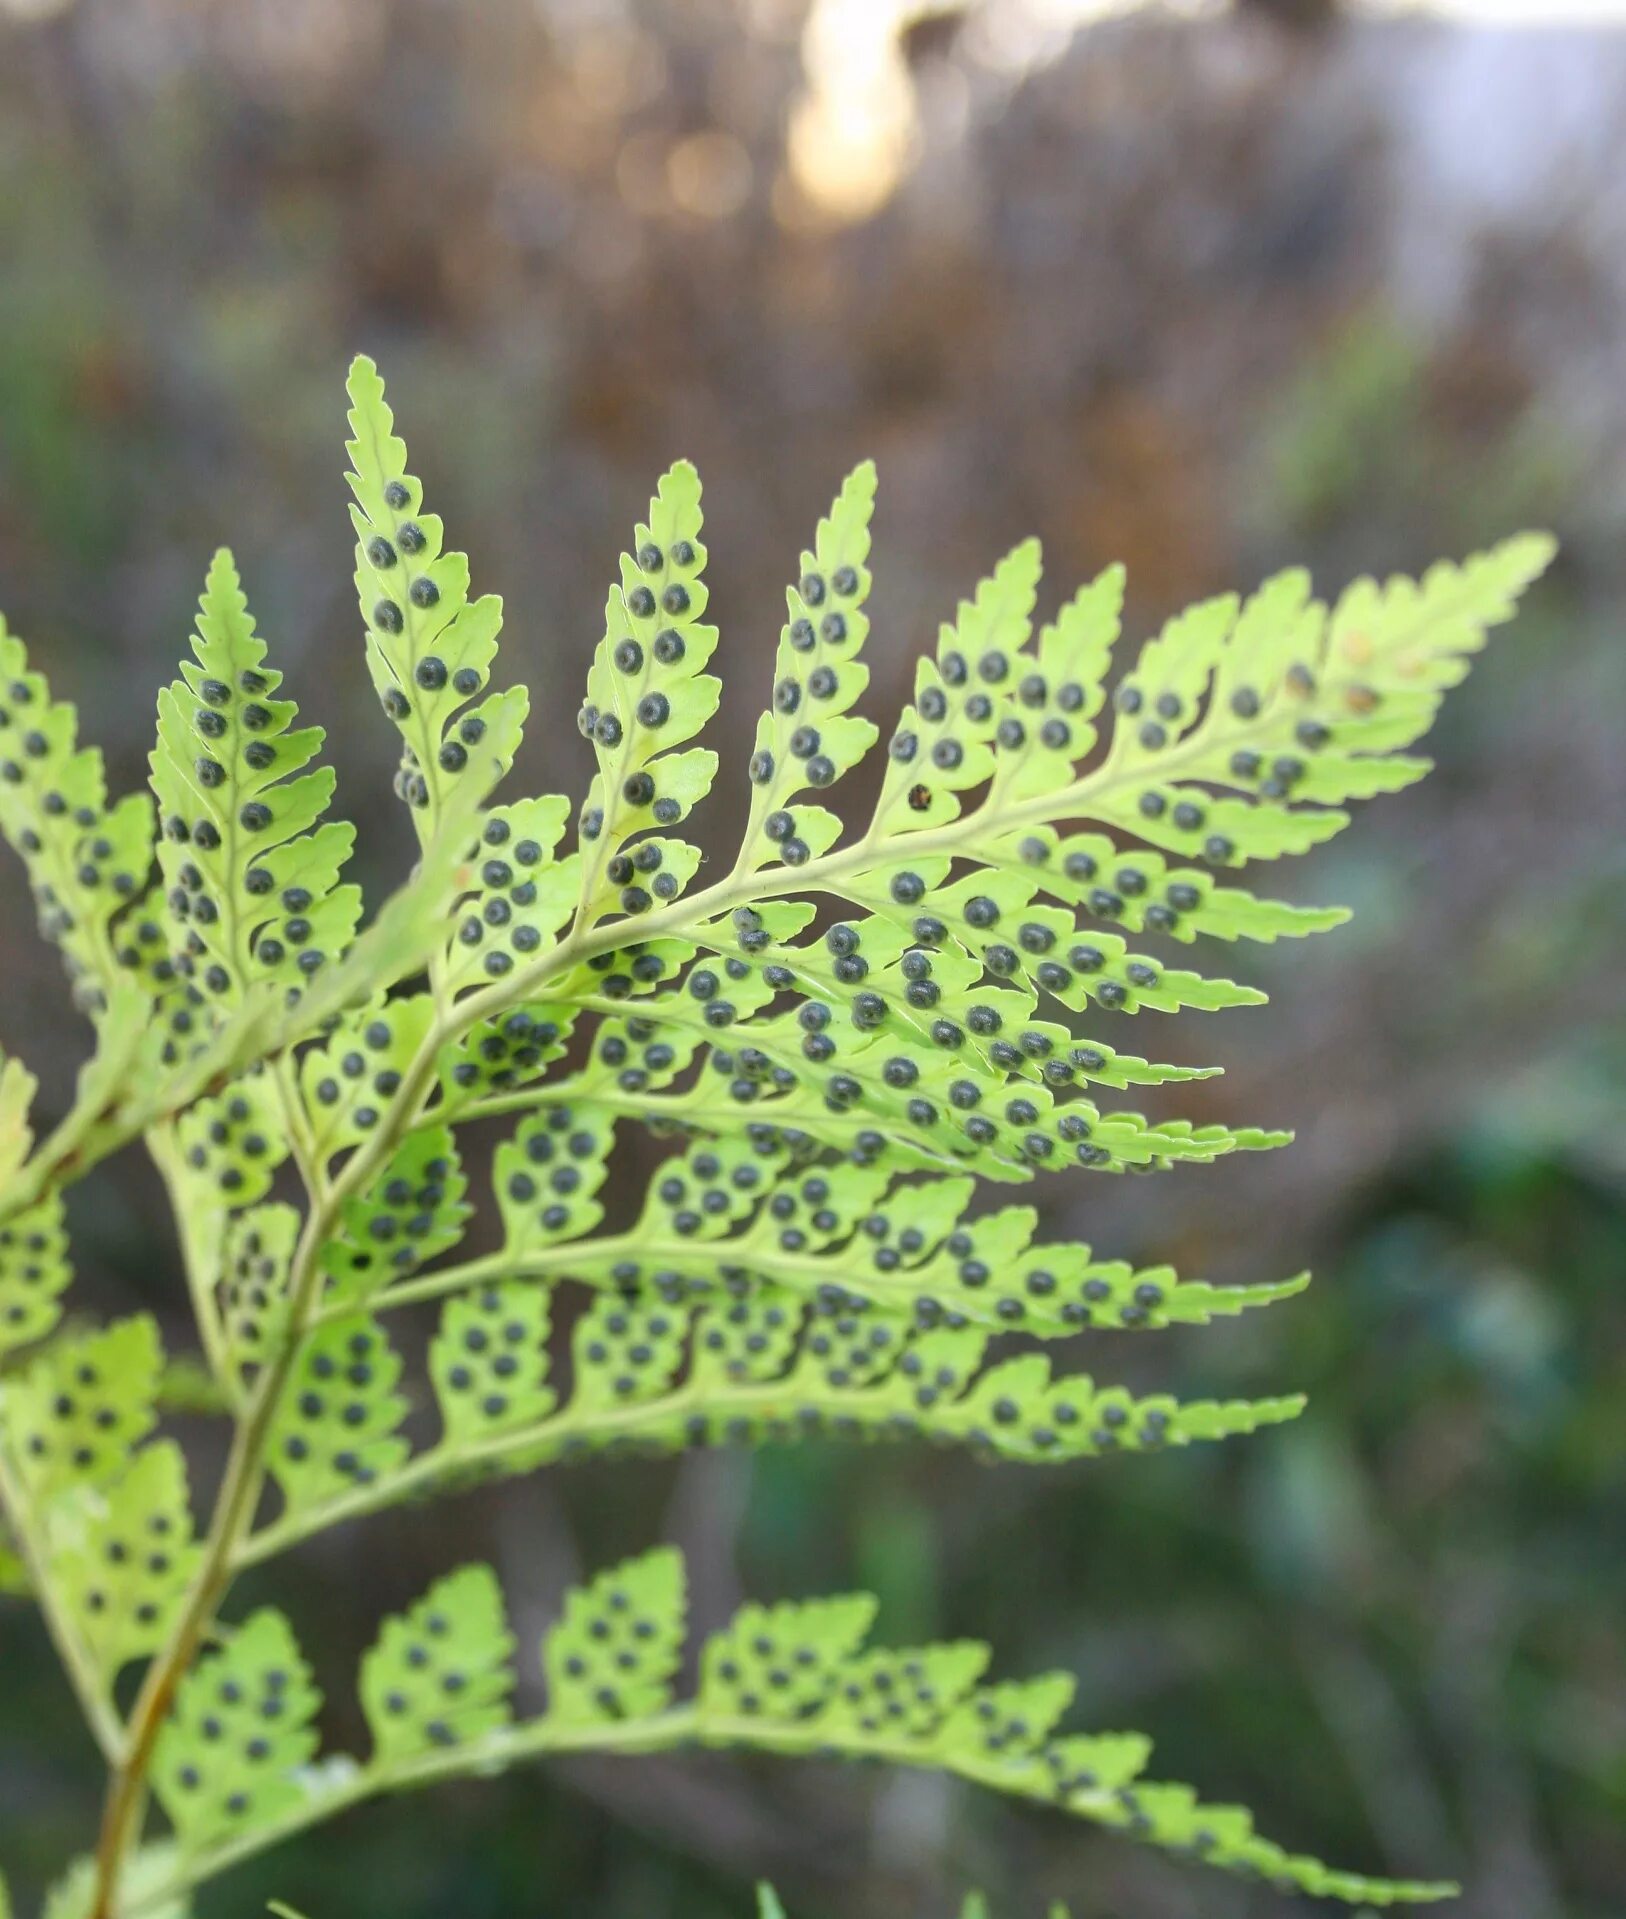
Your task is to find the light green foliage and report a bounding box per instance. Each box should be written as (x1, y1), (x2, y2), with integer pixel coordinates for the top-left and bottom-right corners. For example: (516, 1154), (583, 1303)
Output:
(542, 1547), (686, 1725)
(739, 462), (878, 861)
(0, 359), (1552, 1918)
(360, 1565), (515, 1767)
(322, 1125), (469, 1305)
(151, 1609), (321, 1850)
(0, 622), (153, 1018)
(109, 1548), (1456, 1908)
(576, 460), (719, 923)
(0, 1186), (70, 1359)
(429, 1278), (554, 1442)
(150, 549), (360, 1017)
(51, 1442), (202, 1683)
(4, 1318), (162, 1505)
(264, 1316), (408, 1511)
(0, 1055), (34, 1188)
(220, 1204), (299, 1382)
(345, 356), (529, 845)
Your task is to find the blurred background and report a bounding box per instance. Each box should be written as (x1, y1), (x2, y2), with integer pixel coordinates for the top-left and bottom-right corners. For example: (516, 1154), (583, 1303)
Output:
(0, 0), (1623, 1915)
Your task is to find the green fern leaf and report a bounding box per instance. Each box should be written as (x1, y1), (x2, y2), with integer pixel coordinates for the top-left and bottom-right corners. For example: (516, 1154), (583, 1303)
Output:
(541, 1546), (686, 1727)
(700, 1589), (876, 1722)
(465, 497), (1548, 1197)
(680, 1566), (1455, 1905)
(150, 549), (361, 1018)
(3, 1317), (161, 1505)
(322, 1125), (469, 1306)
(152, 1609), (322, 1851)
(873, 541), (1045, 838)
(494, 1104), (616, 1252)
(443, 796), (576, 996)
(429, 1279), (554, 1442)
(241, 1269), (1300, 1559)
(360, 1564), (514, 1767)
(467, 1134), (1306, 1338)
(0, 621), (153, 1017)
(738, 464), (879, 869)
(345, 356), (529, 840)
(0, 1187), (70, 1360)
(0, 382), (1551, 1919)
(437, 1001), (576, 1113)
(261, 1550), (1444, 1905)
(173, 1069), (290, 1212)
(298, 993), (439, 1168)
(264, 1317), (407, 1511)
(573, 460), (719, 925)
(51, 1440), (201, 1680)
(0, 791), (486, 1233)
(220, 1204), (300, 1383)
(0, 1052), (37, 1192)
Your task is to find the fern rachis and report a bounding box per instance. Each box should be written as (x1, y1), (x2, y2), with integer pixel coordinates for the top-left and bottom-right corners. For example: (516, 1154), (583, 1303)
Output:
(0, 356), (1552, 1919)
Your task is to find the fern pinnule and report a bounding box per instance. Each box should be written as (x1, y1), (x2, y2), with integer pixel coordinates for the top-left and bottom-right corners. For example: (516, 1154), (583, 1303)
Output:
(0, 622), (152, 1018)
(128, 1548), (1457, 1917)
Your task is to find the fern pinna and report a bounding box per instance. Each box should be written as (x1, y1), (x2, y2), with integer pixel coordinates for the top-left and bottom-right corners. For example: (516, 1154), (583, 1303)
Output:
(0, 357), (1551, 1919)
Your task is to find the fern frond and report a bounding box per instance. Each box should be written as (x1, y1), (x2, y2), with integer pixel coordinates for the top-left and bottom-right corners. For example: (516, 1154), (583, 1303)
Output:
(50, 1441), (202, 1682)
(150, 549), (361, 1021)
(360, 1564), (515, 1765)
(0, 622), (154, 1019)
(461, 512), (1550, 1189)
(263, 1315), (409, 1513)
(464, 1130), (1304, 1337)
(0, 1314), (186, 1752)
(2, 1316), (162, 1505)
(151, 1609), (322, 1849)
(0, 376), (1551, 1919)
(0, 779), (491, 1234)
(129, 1552), (1455, 1910)
(737, 464), (879, 865)
(0, 1185), (70, 1361)
(0, 1052), (36, 1193)
(573, 461), (719, 923)
(242, 1272), (1300, 1559)
(345, 355), (529, 840)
